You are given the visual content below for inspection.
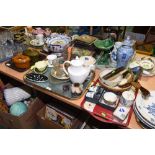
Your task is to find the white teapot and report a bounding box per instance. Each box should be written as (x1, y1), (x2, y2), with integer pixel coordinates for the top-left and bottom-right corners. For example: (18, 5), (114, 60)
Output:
(63, 56), (92, 84)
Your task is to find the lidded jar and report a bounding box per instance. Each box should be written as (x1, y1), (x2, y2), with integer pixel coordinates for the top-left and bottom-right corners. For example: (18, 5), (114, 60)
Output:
(117, 36), (135, 68)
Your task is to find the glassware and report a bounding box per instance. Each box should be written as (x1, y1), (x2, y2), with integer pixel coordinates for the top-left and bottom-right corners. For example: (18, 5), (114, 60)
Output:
(0, 46), (5, 60)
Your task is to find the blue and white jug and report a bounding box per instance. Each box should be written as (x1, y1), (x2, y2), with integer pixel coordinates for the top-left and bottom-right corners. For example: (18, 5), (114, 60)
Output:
(110, 36), (135, 68)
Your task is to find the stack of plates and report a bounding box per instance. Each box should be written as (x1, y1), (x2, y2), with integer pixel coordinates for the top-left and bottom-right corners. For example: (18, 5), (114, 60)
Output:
(134, 91), (155, 129)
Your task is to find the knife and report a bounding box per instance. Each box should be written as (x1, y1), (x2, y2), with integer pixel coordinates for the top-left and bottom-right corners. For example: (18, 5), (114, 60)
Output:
(102, 67), (125, 80)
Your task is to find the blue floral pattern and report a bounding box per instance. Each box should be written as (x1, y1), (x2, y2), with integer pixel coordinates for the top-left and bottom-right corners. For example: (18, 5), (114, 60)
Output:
(145, 103), (155, 117)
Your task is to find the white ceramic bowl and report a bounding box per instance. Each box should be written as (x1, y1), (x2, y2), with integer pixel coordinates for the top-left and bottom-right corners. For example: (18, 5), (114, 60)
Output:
(103, 92), (118, 105)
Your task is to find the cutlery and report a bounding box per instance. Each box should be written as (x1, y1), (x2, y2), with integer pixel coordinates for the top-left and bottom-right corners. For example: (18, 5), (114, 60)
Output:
(119, 67), (150, 99)
(102, 67), (125, 80)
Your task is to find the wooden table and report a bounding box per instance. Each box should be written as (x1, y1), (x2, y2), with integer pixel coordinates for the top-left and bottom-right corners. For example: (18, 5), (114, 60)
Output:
(1, 53), (154, 129)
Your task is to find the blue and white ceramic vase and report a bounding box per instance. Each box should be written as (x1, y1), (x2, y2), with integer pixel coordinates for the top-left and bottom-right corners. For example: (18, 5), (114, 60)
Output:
(116, 36), (135, 68)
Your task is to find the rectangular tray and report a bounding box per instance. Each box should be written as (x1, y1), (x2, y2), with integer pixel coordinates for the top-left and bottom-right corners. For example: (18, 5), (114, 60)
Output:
(81, 80), (134, 127)
(24, 67), (95, 100)
(5, 54), (46, 72)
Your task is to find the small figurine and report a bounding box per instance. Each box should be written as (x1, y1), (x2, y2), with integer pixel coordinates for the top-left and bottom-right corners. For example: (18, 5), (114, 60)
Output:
(45, 28), (52, 37)
(71, 83), (83, 95)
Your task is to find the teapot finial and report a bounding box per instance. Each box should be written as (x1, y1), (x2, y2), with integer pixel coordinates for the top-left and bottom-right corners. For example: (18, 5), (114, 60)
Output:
(75, 56), (79, 60)
(126, 36), (131, 40)
(123, 35), (134, 46)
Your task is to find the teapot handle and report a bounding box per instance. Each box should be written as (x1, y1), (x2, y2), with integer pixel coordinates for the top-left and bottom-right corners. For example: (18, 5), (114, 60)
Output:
(63, 61), (71, 75)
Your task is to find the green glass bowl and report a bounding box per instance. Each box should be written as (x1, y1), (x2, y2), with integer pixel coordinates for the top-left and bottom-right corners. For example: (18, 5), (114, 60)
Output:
(94, 38), (114, 50)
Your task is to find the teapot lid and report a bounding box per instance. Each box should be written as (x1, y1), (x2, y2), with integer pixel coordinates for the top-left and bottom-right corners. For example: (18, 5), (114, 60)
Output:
(71, 56), (84, 67)
(123, 36), (135, 46)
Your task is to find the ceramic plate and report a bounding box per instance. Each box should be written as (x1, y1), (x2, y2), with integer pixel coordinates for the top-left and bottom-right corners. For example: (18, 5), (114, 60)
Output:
(94, 39), (114, 50)
(51, 68), (69, 80)
(135, 90), (155, 126)
(76, 35), (97, 44)
(140, 59), (154, 70)
(133, 104), (155, 128)
(25, 73), (48, 83)
(30, 39), (44, 46)
(129, 58), (155, 77)
(80, 56), (96, 66)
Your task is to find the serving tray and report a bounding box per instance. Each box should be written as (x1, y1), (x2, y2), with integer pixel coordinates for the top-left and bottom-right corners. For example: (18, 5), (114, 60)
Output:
(5, 54), (46, 73)
(80, 80), (134, 128)
(24, 67), (95, 100)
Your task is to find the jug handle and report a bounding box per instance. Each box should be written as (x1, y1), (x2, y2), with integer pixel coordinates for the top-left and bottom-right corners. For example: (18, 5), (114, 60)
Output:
(63, 61), (71, 75)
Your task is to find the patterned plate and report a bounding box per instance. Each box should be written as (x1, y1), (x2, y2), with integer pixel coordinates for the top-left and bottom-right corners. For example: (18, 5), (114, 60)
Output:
(133, 104), (155, 128)
(135, 91), (155, 126)
(30, 39), (44, 46)
(129, 57), (155, 77)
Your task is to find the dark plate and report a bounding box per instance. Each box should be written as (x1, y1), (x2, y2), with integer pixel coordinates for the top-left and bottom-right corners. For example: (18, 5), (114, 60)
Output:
(25, 73), (48, 82)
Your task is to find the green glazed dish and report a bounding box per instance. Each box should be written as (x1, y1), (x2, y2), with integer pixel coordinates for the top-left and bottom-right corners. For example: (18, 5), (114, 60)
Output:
(94, 38), (114, 50)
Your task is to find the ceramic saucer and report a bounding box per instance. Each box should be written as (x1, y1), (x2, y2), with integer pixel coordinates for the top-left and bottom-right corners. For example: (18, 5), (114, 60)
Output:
(80, 56), (96, 66)
(30, 39), (44, 46)
(129, 58), (155, 77)
(25, 73), (48, 83)
(51, 68), (69, 80)
(140, 59), (154, 70)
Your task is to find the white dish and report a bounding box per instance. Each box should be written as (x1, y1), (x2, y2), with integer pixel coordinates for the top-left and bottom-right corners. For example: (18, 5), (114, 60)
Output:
(51, 68), (69, 80)
(135, 90), (155, 126)
(80, 56), (96, 66)
(83, 101), (96, 112)
(140, 59), (154, 70)
(129, 58), (155, 77)
(103, 92), (118, 104)
(30, 39), (44, 46)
